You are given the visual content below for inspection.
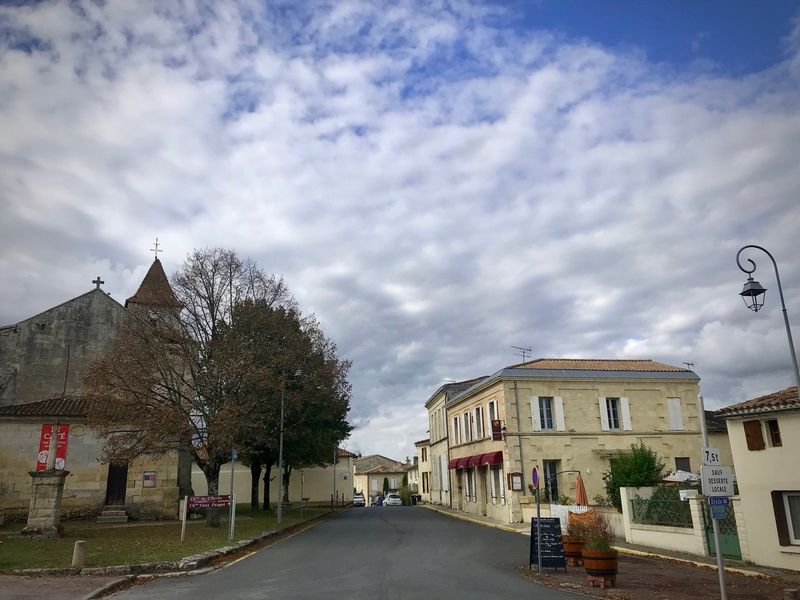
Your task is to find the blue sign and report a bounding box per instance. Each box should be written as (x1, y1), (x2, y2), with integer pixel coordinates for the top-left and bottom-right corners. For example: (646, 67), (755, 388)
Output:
(710, 504), (728, 520)
(708, 497), (730, 506)
(231, 448), (238, 461)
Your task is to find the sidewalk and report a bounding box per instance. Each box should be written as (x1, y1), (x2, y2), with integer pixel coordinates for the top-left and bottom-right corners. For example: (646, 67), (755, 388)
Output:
(425, 505), (800, 598)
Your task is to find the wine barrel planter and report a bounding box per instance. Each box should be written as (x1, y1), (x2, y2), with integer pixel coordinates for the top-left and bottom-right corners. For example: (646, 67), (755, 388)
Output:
(582, 548), (618, 577)
(562, 535), (584, 566)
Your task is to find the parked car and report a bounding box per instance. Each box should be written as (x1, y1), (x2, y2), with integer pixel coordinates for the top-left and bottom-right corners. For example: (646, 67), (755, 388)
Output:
(383, 493), (402, 506)
(372, 495), (385, 506)
(353, 493), (365, 507)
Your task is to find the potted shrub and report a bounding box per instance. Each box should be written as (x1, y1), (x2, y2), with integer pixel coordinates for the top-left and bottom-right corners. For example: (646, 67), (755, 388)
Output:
(562, 511), (590, 566)
(580, 512), (618, 588)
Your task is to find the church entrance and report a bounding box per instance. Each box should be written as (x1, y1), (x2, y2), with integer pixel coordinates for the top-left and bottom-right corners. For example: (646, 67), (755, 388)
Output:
(104, 462), (128, 506)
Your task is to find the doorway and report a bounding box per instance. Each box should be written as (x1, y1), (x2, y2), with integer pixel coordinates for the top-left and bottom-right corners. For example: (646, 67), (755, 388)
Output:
(105, 462), (128, 506)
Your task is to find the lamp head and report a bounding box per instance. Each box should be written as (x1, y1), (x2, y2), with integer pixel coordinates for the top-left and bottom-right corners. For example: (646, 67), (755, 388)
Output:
(740, 276), (767, 312)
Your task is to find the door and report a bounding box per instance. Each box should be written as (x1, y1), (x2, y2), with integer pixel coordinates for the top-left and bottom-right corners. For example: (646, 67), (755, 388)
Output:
(703, 503), (742, 559)
(479, 467), (488, 516)
(105, 462), (128, 506)
(543, 460), (559, 503)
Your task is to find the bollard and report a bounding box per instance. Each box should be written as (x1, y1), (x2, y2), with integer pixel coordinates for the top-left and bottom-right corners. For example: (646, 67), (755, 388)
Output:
(71, 540), (86, 568)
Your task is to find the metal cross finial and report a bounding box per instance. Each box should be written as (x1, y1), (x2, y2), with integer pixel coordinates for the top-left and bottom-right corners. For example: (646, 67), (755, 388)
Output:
(150, 237), (161, 259)
(92, 276), (104, 290)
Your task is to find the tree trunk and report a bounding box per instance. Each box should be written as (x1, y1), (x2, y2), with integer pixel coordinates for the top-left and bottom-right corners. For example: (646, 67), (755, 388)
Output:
(203, 463), (222, 527)
(282, 465), (292, 503)
(249, 462), (262, 510)
(177, 439), (195, 500)
(262, 462), (273, 511)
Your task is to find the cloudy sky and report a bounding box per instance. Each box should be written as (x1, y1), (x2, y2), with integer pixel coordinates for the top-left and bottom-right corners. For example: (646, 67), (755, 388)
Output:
(2, 1), (799, 460)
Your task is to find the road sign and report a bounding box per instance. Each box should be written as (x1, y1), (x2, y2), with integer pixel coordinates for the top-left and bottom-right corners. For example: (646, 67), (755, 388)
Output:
(701, 465), (735, 497)
(532, 466), (539, 489)
(187, 495), (231, 509)
(708, 497), (730, 506)
(702, 447), (721, 466)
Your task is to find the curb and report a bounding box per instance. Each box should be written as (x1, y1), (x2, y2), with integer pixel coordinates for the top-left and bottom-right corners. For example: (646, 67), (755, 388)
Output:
(423, 505), (525, 534)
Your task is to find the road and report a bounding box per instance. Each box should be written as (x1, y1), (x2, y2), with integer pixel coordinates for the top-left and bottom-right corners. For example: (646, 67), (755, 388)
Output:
(113, 507), (578, 599)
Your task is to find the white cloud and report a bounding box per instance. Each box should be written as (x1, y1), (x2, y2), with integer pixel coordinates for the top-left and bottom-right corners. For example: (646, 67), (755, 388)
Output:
(1, 0), (799, 457)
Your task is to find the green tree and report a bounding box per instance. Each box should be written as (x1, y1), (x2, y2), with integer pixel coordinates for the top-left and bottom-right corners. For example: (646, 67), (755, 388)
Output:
(603, 442), (666, 511)
(383, 477), (389, 495)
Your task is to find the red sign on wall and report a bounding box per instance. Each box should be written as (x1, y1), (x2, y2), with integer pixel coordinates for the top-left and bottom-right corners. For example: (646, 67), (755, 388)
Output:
(491, 419), (503, 441)
(35, 424), (70, 471)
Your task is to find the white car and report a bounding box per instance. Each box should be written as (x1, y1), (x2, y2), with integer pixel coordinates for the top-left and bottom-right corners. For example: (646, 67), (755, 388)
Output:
(383, 493), (402, 506)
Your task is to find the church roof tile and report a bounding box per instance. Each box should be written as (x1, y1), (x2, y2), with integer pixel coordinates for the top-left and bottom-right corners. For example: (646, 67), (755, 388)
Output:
(125, 259), (182, 308)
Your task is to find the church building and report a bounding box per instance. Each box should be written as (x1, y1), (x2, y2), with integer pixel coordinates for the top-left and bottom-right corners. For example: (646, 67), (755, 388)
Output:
(0, 259), (185, 521)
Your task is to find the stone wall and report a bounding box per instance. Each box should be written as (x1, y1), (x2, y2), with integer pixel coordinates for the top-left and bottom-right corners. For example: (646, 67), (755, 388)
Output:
(0, 290), (125, 406)
(0, 419), (179, 520)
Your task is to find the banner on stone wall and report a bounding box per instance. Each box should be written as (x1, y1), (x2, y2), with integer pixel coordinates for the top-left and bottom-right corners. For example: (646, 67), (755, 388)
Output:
(35, 423), (70, 471)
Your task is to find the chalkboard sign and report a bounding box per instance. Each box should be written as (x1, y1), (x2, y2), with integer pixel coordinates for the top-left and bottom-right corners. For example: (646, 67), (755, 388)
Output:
(529, 517), (567, 571)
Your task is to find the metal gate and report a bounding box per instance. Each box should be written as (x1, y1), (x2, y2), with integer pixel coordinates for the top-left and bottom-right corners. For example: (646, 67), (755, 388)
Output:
(703, 503), (741, 560)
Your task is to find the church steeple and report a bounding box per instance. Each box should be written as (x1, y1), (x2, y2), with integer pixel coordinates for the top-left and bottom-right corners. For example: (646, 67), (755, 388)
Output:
(125, 259), (182, 309)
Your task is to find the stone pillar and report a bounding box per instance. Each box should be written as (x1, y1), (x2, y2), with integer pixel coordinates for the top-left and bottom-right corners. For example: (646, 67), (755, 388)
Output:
(22, 470), (70, 538)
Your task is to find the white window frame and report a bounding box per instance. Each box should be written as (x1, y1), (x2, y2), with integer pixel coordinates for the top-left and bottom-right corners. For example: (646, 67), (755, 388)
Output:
(539, 396), (555, 430)
(475, 406), (483, 438)
(600, 397), (632, 431)
(453, 416), (460, 445)
(784, 492), (800, 545)
(440, 454), (449, 491)
(667, 397), (684, 431)
(488, 400), (497, 430)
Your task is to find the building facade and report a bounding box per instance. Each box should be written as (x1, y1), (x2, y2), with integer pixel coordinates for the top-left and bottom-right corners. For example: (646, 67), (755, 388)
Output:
(717, 386), (800, 570)
(0, 260), (185, 520)
(414, 439), (430, 502)
(444, 359), (702, 523)
(353, 454), (410, 503)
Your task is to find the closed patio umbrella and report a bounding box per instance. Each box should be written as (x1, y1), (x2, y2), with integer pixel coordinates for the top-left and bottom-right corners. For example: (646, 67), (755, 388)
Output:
(575, 473), (588, 506)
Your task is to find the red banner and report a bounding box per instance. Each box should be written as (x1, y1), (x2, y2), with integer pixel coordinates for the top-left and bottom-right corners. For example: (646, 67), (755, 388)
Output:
(187, 495), (231, 509)
(36, 424), (70, 471)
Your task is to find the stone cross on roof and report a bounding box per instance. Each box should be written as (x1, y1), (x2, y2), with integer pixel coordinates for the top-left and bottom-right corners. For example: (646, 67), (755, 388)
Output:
(92, 276), (104, 290)
(150, 237), (162, 259)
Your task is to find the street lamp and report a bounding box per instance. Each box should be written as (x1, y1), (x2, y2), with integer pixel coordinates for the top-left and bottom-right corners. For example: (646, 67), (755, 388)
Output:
(736, 245), (800, 398)
(276, 369), (302, 525)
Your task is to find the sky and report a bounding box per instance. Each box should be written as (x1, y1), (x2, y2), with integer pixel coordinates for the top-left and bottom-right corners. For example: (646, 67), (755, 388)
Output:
(1, 0), (799, 461)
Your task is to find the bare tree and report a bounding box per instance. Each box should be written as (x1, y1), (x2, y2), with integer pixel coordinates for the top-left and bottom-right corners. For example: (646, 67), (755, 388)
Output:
(84, 248), (292, 526)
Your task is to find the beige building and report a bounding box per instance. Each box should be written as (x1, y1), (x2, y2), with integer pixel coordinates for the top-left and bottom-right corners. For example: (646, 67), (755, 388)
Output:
(444, 358), (702, 523)
(425, 378), (485, 508)
(717, 386), (800, 570)
(353, 454), (409, 503)
(192, 449), (356, 506)
(414, 439), (430, 502)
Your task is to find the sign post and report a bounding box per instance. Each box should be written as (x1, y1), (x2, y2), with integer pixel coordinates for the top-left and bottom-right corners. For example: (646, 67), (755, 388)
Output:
(229, 448), (237, 542)
(698, 393), (728, 600)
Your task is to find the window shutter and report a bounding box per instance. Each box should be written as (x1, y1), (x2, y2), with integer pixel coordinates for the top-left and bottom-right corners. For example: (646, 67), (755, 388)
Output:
(599, 397), (610, 431)
(554, 396), (566, 431)
(531, 398), (542, 431)
(743, 420), (765, 451)
(667, 398), (684, 430)
(772, 491), (791, 546)
(621, 397), (632, 430)
(499, 467), (505, 503)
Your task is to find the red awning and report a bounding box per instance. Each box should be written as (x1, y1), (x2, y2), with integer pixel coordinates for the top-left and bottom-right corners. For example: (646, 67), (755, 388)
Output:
(456, 457), (470, 469)
(480, 451), (503, 466)
(448, 458), (460, 470)
(467, 454), (483, 468)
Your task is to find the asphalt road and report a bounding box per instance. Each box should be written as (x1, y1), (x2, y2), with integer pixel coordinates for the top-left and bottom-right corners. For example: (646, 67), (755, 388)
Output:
(113, 507), (580, 599)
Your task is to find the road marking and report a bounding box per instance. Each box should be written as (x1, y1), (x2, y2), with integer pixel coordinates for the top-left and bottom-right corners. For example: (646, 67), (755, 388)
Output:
(217, 520), (325, 572)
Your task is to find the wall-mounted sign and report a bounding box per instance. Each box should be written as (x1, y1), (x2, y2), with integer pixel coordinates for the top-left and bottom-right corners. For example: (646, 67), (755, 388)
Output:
(700, 465), (735, 497)
(491, 419), (503, 441)
(143, 471), (157, 488)
(35, 424), (70, 471)
(508, 472), (523, 491)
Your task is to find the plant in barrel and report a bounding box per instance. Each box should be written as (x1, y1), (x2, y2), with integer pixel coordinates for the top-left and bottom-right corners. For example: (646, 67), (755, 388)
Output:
(580, 512), (618, 589)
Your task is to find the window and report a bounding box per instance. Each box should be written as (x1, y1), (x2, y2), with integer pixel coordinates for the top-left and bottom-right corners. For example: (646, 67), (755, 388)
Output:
(539, 397), (554, 430)
(422, 472), (429, 493)
(599, 397), (631, 431)
(767, 419), (782, 447)
(390, 477), (398, 489)
(772, 491), (800, 546)
(453, 417), (461, 445)
(440, 454), (449, 491)
(743, 419), (765, 451)
(675, 457), (691, 472)
(475, 406), (483, 438)
(370, 479), (378, 492)
(667, 397), (684, 430)
(421, 447), (427, 462)
(543, 460), (559, 502)
(489, 466), (506, 505)
(464, 413), (473, 442)
(464, 469), (476, 502)
(606, 397), (620, 429)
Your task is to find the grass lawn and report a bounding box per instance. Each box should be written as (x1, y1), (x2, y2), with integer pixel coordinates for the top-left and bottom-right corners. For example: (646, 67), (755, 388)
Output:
(0, 505), (329, 572)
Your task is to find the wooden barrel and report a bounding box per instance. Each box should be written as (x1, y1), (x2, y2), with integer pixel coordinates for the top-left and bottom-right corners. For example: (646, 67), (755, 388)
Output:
(562, 535), (584, 561)
(582, 549), (618, 576)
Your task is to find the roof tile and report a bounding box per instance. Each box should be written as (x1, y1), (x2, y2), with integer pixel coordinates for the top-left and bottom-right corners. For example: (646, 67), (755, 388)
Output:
(716, 386), (800, 417)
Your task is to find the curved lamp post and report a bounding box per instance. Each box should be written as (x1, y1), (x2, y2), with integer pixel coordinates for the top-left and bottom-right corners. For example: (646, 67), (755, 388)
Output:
(736, 245), (800, 398)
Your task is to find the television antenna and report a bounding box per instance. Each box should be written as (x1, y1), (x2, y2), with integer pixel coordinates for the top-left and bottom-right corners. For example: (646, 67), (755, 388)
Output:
(512, 345), (532, 362)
